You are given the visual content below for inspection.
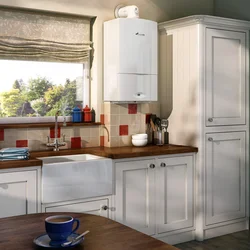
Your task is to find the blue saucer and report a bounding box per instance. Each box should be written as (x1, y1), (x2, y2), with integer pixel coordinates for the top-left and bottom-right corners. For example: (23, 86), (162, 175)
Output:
(33, 233), (84, 248)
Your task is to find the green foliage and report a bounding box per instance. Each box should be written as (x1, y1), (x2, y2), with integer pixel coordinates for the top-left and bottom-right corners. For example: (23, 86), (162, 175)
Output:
(0, 76), (78, 117)
(26, 77), (53, 102)
(0, 89), (26, 117)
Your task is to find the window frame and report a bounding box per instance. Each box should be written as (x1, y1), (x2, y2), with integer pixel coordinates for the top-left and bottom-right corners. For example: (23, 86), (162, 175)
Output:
(0, 61), (90, 124)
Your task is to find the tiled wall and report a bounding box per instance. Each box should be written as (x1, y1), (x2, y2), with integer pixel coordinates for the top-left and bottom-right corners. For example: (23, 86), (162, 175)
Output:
(0, 126), (100, 151)
(101, 103), (147, 147)
(0, 103), (159, 151)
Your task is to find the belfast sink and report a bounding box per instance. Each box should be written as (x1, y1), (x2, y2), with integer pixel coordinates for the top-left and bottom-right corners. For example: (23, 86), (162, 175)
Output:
(38, 154), (102, 164)
(39, 154), (113, 204)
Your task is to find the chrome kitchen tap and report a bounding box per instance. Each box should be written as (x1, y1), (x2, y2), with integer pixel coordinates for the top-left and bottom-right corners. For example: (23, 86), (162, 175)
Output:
(46, 110), (66, 151)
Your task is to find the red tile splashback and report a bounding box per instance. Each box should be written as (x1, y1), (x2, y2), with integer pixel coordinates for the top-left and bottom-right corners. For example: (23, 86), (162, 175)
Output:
(119, 125), (128, 136)
(128, 104), (137, 114)
(50, 127), (61, 139)
(71, 137), (81, 149)
(16, 140), (28, 147)
(100, 136), (104, 147)
(0, 129), (4, 141)
(100, 114), (105, 125)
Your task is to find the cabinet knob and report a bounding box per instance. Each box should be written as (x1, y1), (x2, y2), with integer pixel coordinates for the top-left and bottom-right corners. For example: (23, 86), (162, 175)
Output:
(208, 118), (213, 122)
(208, 137), (213, 141)
(149, 164), (155, 169)
(101, 205), (108, 211)
(160, 163), (166, 167)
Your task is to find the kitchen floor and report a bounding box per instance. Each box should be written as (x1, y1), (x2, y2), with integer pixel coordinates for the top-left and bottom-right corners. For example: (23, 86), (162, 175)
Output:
(174, 230), (250, 250)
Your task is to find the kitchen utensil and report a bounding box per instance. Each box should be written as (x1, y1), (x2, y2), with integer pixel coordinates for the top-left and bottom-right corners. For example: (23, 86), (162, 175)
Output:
(154, 130), (169, 145)
(161, 119), (169, 130)
(150, 118), (156, 132)
(61, 230), (90, 247)
(154, 117), (162, 130)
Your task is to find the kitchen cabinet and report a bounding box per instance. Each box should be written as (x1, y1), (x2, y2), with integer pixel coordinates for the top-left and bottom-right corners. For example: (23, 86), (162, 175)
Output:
(159, 15), (249, 240)
(44, 197), (110, 218)
(205, 28), (246, 126)
(156, 156), (194, 233)
(114, 154), (195, 244)
(205, 132), (246, 225)
(115, 158), (155, 235)
(0, 167), (41, 218)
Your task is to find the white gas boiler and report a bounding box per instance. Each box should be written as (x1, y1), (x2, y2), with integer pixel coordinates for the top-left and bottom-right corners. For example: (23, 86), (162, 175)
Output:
(104, 18), (158, 102)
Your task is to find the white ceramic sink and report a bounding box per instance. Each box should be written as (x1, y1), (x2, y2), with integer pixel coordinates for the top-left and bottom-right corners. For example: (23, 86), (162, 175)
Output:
(38, 154), (102, 164)
(40, 154), (113, 204)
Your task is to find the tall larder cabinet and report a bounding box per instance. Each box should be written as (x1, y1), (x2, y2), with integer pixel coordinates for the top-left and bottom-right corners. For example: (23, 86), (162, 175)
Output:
(159, 15), (249, 241)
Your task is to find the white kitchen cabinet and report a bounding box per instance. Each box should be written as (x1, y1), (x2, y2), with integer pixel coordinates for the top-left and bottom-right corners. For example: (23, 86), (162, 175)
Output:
(115, 159), (155, 235)
(156, 156), (194, 233)
(0, 167), (41, 218)
(114, 154), (195, 244)
(159, 15), (249, 240)
(205, 132), (246, 225)
(205, 28), (246, 126)
(44, 198), (110, 218)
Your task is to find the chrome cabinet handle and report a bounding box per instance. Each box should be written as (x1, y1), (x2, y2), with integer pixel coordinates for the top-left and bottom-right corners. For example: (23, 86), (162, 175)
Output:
(149, 164), (155, 169)
(160, 163), (166, 167)
(208, 118), (213, 122)
(208, 137), (213, 141)
(101, 205), (108, 211)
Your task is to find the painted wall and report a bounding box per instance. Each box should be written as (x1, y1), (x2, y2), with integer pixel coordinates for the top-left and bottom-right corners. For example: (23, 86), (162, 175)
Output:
(215, 0), (250, 21)
(0, 0), (214, 149)
(0, 0), (214, 115)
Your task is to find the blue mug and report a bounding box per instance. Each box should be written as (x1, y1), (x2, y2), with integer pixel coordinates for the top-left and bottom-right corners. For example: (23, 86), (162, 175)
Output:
(45, 215), (80, 246)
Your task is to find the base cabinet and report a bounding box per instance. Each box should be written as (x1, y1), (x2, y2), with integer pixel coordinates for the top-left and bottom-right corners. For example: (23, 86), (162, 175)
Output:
(114, 154), (195, 242)
(0, 167), (40, 218)
(156, 156), (194, 233)
(115, 159), (155, 235)
(205, 132), (246, 225)
(43, 197), (111, 218)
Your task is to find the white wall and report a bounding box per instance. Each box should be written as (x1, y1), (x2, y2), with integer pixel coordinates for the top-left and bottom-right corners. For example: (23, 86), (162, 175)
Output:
(215, 0), (250, 21)
(0, 0), (214, 118)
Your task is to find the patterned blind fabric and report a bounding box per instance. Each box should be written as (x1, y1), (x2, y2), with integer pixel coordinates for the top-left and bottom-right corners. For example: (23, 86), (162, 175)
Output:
(0, 8), (92, 62)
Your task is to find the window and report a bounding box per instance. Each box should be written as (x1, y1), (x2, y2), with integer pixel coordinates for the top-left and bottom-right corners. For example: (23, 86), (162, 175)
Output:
(0, 7), (92, 124)
(0, 60), (88, 123)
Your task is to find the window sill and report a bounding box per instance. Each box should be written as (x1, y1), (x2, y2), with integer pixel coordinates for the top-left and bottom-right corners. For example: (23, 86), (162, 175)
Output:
(0, 122), (102, 129)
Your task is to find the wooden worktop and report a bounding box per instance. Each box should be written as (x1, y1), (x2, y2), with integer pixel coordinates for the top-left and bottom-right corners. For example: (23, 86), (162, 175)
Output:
(0, 144), (198, 170)
(0, 212), (179, 250)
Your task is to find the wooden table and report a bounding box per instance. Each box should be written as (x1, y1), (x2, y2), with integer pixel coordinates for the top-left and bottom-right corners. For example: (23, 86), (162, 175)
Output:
(0, 213), (179, 250)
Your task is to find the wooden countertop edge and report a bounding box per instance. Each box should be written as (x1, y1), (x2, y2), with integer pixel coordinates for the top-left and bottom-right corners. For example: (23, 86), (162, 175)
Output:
(0, 145), (198, 170)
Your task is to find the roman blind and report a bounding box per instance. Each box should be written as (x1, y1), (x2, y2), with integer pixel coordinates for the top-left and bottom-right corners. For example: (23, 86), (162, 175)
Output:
(0, 7), (92, 63)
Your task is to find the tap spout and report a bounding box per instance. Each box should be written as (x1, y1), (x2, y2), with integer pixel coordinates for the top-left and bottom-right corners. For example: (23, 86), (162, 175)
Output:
(46, 110), (66, 151)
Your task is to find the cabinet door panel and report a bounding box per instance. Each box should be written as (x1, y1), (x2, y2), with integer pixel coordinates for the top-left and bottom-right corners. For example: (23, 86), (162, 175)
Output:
(0, 171), (37, 218)
(45, 199), (109, 218)
(115, 159), (155, 235)
(205, 132), (246, 225)
(157, 156), (194, 233)
(205, 28), (246, 126)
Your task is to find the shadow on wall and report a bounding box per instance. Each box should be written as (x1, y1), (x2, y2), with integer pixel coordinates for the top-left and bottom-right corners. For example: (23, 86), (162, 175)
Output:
(0, 0), (214, 22)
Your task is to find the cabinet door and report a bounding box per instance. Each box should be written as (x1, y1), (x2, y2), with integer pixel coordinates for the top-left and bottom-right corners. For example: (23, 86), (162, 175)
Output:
(45, 199), (109, 218)
(115, 159), (155, 235)
(0, 170), (37, 218)
(205, 132), (246, 225)
(205, 28), (246, 126)
(156, 156), (194, 233)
